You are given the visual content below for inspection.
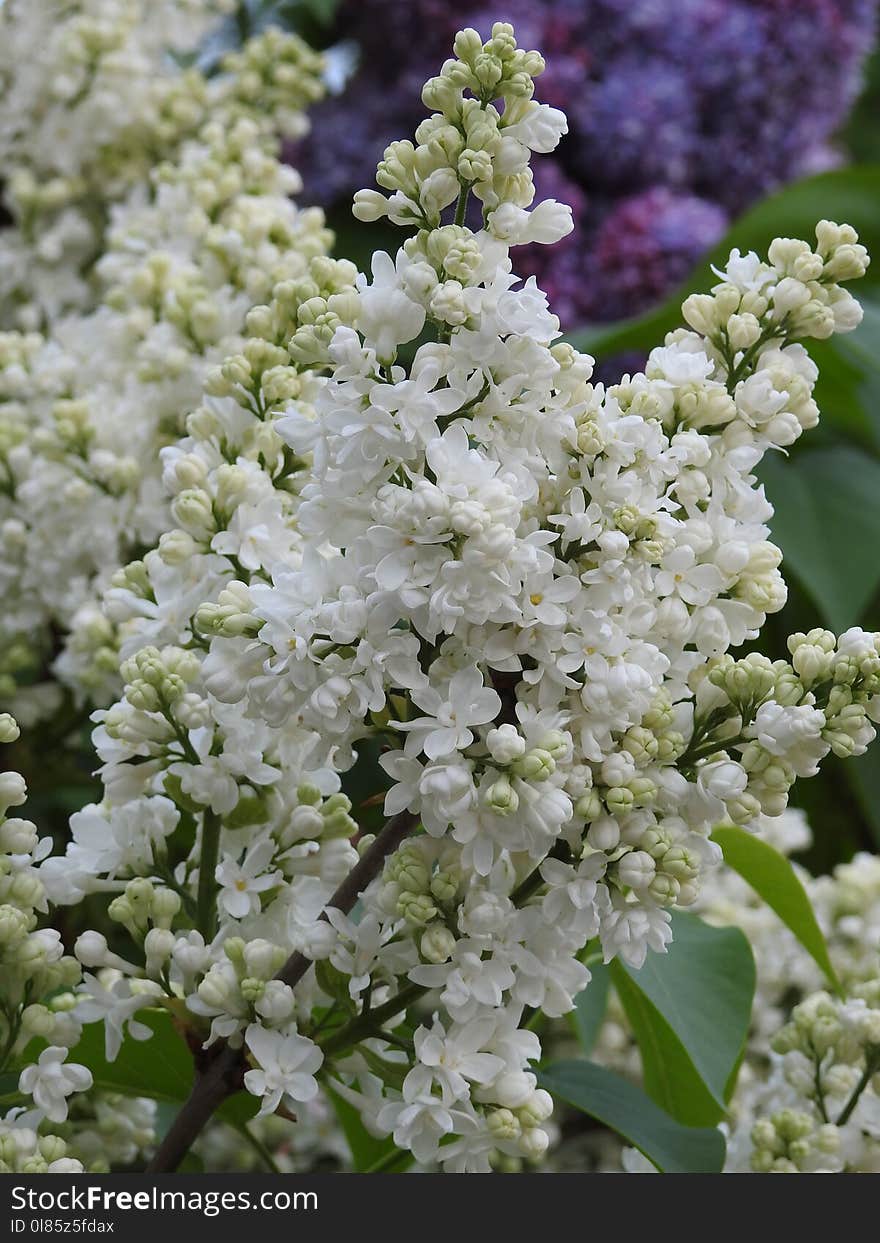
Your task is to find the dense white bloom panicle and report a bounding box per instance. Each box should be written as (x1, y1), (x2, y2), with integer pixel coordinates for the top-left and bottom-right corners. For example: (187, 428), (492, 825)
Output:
(0, 0), (235, 325)
(8, 20), (876, 1174)
(0, 15), (327, 723)
(732, 981), (880, 1173)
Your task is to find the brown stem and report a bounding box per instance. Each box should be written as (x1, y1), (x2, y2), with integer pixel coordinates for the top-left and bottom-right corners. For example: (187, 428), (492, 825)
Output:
(276, 810), (417, 989)
(145, 1040), (246, 1173)
(146, 809), (418, 1172)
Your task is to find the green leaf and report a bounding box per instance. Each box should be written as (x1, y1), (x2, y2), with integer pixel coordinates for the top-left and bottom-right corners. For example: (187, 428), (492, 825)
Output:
(538, 1060), (726, 1173)
(758, 446), (880, 630)
(325, 1085), (411, 1173)
(570, 961), (610, 1054)
(610, 962), (726, 1126)
(567, 166), (880, 359)
(73, 1010), (192, 1101)
(810, 301), (880, 453)
(617, 912), (754, 1116)
(712, 824), (841, 994)
(299, 0), (341, 25)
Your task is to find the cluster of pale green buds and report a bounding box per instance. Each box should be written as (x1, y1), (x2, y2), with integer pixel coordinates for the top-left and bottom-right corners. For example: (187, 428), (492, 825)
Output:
(197, 582), (262, 640)
(61, 604), (119, 701)
(106, 878), (182, 946)
(485, 1086), (554, 1161)
(380, 841), (462, 947)
(205, 253), (360, 386)
(750, 1109), (841, 1174)
(707, 633), (880, 786)
(353, 22), (553, 233)
(105, 251), (222, 349)
(624, 704), (685, 767)
(483, 727), (570, 816)
(616, 368), (738, 435)
(683, 221), (869, 347)
(708, 651), (794, 712)
(632, 694), (687, 766)
(120, 645), (201, 714)
(423, 24), (546, 112)
(773, 987), (880, 1065)
(611, 826), (701, 908)
(31, 390), (142, 496)
(194, 937), (295, 1028)
(744, 979), (880, 1171)
(62, 1093), (157, 1173)
(0, 904), (78, 1010)
(730, 542), (786, 614)
(0, 1123), (81, 1174)
(219, 27), (325, 139)
(788, 628), (880, 689)
(274, 784), (358, 853)
(5, 168), (87, 225)
(0, 841), (44, 913)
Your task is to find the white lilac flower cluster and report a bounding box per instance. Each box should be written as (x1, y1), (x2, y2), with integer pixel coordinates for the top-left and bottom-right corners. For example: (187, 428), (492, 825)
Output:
(13, 22), (878, 1174)
(0, 20), (328, 721)
(0, 0), (235, 326)
(0, 712), (89, 1172)
(733, 981), (880, 1173)
(0, 710), (159, 1173)
(702, 820), (880, 1173)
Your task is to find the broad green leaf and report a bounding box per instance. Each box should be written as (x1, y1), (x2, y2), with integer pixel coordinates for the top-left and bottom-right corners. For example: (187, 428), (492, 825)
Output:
(712, 824), (841, 994)
(73, 1010), (194, 1102)
(299, 0), (342, 24)
(759, 446), (880, 630)
(810, 301), (880, 453)
(566, 166), (880, 359)
(610, 962), (726, 1126)
(617, 912), (755, 1114)
(570, 961), (610, 1055)
(325, 1085), (411, 1173)
(538, 1060), (726, 1173)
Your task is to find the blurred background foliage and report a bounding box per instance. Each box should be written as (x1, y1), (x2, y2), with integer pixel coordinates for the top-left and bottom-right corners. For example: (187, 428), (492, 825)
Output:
(11, 0), (880, 878)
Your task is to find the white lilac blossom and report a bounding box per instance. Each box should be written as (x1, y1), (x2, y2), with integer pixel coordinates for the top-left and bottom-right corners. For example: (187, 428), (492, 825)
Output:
(11, 22), (878, 1175)
(17, 1048), (94, 1126)
(729, 982), (880, 1173)
(0, 0), (235, 326)
(0, 19), (327, 723)
(243, 1024), (324, 1117)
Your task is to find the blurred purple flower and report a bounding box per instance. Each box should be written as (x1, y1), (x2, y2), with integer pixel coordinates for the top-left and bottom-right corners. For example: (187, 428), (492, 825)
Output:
(588, 187), (729, 320)
(294, 0), (877, 325)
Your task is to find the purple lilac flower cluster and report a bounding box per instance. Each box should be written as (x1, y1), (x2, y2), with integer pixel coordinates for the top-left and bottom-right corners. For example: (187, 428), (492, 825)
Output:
(295, 0), (877, 325)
